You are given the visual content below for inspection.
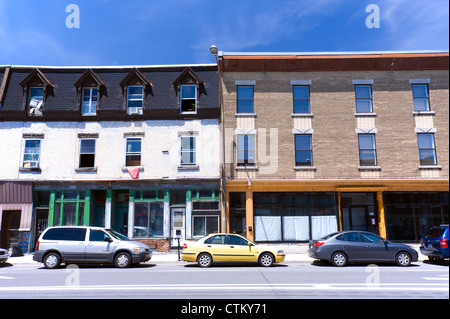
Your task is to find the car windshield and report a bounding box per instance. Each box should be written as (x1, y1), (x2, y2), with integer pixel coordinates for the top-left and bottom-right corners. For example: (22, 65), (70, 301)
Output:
(105, 229), (130, 241)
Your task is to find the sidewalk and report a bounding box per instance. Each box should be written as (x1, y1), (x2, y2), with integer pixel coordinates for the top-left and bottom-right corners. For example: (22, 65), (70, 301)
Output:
(5, 243), (425, 266)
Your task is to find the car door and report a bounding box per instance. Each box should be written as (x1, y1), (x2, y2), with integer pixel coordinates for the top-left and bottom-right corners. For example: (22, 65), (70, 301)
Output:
(360, 232), (392, 261)
(205, 235), (229, 262)
(339, 232), (367, 261)
(85, 229), (117, 263)
(228, 235), (257, 262)
(57, 228), (87, 263)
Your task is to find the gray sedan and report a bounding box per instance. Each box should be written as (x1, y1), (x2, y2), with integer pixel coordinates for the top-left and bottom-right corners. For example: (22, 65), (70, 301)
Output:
(308, 231), (418, 267)
(0, 248), (9, 264)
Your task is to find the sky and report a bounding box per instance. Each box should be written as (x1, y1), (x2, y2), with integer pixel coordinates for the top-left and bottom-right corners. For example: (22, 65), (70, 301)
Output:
(0, 0), (448, 66)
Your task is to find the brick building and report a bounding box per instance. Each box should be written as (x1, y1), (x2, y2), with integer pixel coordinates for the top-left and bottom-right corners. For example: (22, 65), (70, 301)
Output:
(220, 52), (449, 242)
(0, 64), (220, 252)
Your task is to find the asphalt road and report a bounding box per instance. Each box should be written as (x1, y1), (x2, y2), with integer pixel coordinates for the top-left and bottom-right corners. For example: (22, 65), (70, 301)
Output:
(0, 260), (448, 300)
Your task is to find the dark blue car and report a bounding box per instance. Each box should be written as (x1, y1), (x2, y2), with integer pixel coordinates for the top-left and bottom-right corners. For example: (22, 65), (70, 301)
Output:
(420, 225), (449, 263)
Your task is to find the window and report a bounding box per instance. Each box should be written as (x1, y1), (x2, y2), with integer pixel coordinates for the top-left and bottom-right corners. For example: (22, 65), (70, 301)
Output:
(228, 235), (249, 246)
(180, 136), (196, 165)
(127, 86), (144, 113)
(207, 235), (227, 245)
(180, 84), (197, 113)
(417, 133), (437, 165)
(23, 140), (41, 168)
(358, 134), (377, 166)
(193, 216), (219, 237)
(354, 85), (373, 113)
(89, 230), (110, 242)
(125, 138), (142, 167)
(134, 202), (164, 238)
(237, 86), (254, 113)
(28, 87), (44, 115)
(82, 88), (98, 116)
(79, 139), (96, 168)
(412, 84), (430, 111)
(237, 135), (256, 167)
(360, 232), (385, 243)
(53, 191), (89, 227)
(293, 86), (310, 113)
(340, 232), (361, 242)
(295, 135), (313, 166)
(43, 228), (86, 241)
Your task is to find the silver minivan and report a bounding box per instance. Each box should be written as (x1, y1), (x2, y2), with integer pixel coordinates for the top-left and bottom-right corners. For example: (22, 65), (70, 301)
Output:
(33, 226), (152, 269)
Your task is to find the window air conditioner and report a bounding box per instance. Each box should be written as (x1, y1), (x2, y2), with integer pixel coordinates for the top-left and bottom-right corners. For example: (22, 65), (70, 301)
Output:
(128, 107), (143, 115)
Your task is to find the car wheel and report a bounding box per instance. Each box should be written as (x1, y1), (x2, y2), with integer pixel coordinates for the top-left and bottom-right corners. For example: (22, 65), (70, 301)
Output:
(114, 252), (132, 268)
(396, 252), (411, 267)
(197, 253), (213, 267)
(259, 253), (274, 267)
(331, 252), (347, 267)
(43, 252), (61, 269)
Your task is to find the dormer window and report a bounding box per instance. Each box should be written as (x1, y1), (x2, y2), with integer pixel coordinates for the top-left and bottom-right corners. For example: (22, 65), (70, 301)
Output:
(120, 68), (152, 116)
(19, 68), (54, 117)
(74, 69), (106, 117)
(127, 86), (144, 114)
(180, 84), (197, 113)
(173, 67), (204, 115)
(82, 88), (98, 116)
(28, 87), (44, 115)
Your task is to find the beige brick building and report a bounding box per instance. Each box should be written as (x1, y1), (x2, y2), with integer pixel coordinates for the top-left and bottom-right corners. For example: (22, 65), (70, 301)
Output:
(219, 52), (449, 242)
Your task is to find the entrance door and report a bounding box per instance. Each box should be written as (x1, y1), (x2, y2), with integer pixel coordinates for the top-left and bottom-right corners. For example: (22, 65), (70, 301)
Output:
(0, 210), (21, 250)
(171, 208), (186, 247)
(342, 206), (378, 234)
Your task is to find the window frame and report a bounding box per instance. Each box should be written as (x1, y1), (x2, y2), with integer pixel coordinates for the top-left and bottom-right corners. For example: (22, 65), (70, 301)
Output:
(354, 84), (373, 113)
(411, 84), (430, 112)
(28, 87), (45, 116)
(237, 134), (256, 167)
(180, 136), (197, 166)
(236, 85), (254, 113)
(358, 133), (378, 166)
(292, 85), (311, 114)
(125, 137), (142, 167)
(294, 134), (313, 167)
(81, 87), (98, 116)
(180, 84), (198, 114)
(78, 138), (96, 169)
(417, 133), (437, 166)
(22, 139), (41, 169)
(126, 85), (144, 111)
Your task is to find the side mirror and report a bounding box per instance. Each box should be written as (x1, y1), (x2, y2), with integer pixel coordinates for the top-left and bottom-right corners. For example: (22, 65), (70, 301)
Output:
(104, 237), (113, 242)
(248, 242), (254, 246)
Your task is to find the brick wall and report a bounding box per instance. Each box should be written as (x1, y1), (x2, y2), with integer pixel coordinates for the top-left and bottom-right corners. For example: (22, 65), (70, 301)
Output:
(223, 70), (449, 180)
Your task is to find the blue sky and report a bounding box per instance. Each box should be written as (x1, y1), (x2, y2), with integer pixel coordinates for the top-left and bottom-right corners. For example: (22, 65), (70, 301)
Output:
(0, 0), (448, 66)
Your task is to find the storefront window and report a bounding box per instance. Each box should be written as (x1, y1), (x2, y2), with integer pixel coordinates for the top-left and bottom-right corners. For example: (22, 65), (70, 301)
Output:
(385, 192), (449, 241)
(52, 190), (89, 227)
(254, 192), (338, 242)
(134, 202), (164, 238)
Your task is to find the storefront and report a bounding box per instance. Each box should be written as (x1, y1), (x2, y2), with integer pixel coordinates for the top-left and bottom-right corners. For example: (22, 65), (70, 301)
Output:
(31, 183), (221, 251)
(225, 180), (449, 243)
(0, 182), (33, 253)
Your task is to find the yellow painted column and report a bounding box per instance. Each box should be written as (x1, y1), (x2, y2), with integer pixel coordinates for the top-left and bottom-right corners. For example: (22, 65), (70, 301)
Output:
(246, 190), (254, 241)
(377, 191), (387, 239)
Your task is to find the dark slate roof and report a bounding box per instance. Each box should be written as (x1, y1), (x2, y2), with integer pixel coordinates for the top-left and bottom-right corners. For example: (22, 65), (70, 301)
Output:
(0, 65), (219, 121)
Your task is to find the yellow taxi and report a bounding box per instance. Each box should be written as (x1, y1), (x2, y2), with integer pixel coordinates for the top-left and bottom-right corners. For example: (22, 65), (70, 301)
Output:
(181, 233), (285, 267)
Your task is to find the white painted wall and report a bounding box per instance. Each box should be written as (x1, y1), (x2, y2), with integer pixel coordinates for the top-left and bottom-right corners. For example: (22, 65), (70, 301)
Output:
(0, 120), (220, 181)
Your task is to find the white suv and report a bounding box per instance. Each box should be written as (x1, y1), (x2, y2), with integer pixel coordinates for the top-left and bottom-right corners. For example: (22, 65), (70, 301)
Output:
(33, 226), (152, 269)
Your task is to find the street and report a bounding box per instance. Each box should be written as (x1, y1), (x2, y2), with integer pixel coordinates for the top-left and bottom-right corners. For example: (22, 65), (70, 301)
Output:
(0, 260), (448, 300)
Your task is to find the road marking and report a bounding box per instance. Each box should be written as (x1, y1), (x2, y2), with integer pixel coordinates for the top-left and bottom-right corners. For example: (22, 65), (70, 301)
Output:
(0, 283), (447, 292)
(0, 276), (14, 280)
(423, 274), (449, 281)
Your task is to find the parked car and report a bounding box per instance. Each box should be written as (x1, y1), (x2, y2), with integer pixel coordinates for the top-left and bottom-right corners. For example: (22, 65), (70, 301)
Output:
(33, 226), (152, 269)
(181, 233), (285, 267)
(420, 224), (449, 263)
(308, 231), (418, 267)
(0, 248), (9, 264)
